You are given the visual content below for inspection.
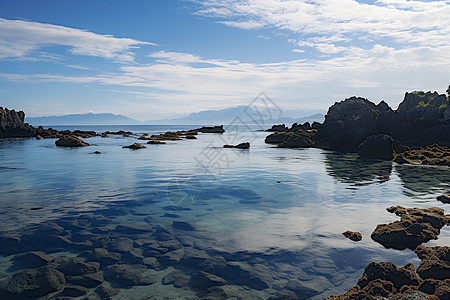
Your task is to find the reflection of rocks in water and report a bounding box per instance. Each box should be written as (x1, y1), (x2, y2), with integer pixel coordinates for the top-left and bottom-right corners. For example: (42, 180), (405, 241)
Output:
(395, 164), (450, 194)
(325, 152), (392, 186)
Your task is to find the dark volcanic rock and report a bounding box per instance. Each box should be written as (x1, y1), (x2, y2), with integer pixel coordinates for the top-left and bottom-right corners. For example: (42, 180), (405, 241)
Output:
(223, 142), (250, 149)
(313, 92), (450, 152)
(62, 285), (88, 297)
(371, 206), (448, 250)
(55, 135), (90, 147)
(342, 230), (362, 242)
(0, 107), (36, 138)
(122, 142), (146, 149)
(2, 265), (66, 298)
(66, 272), (104, 288)
(196, 125), (225, 133)
(12, 251), (53, 269)
(56, 258), (100, 276)
(313, 97), (384, 152)
(358, 134), (408, 160)
(265, 129), (316, 148)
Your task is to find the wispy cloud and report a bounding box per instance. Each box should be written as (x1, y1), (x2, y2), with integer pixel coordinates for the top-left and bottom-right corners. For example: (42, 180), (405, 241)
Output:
(192, 0), (450, 54)
(0, 18), (155, 61)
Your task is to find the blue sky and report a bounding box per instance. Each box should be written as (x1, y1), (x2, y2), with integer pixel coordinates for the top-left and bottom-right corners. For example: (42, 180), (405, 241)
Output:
(0, 0), (449, 121)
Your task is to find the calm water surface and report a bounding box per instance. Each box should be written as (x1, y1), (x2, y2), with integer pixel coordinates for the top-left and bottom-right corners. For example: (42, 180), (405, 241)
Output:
(0, 125), (449, 299)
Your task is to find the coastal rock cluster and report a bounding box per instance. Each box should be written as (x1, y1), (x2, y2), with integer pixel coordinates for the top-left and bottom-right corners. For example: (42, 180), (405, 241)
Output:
(329, 206), (450, 299)
(265, 91), (450, 166)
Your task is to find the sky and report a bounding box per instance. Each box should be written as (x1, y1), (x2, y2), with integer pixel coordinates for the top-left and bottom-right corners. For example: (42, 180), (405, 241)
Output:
(0, 0), (449, 121)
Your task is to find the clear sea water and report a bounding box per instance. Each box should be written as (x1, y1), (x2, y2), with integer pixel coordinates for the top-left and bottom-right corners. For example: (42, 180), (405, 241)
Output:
(0, 125), (449, 299)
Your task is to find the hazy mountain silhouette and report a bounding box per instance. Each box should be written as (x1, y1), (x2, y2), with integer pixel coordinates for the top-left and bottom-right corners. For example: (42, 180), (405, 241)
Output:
(26, 112), (141, 125)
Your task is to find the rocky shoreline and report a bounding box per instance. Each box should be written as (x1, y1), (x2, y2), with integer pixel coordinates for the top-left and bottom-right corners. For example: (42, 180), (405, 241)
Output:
(265, 90), (450, 167)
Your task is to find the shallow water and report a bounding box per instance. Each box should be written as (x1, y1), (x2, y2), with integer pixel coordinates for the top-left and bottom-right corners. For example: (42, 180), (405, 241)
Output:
(0, 125), (449, 299)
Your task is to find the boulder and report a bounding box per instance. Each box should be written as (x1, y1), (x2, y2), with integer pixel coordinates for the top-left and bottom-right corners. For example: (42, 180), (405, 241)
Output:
(0, 107), (36, 138)
(162, 270), (191, 288)
(358, 134), (407, 160)
(94, 283), (119, 298)
(55, 135), (90, 147)
(122, 143), (146, 149)
(223, 142), (250, 149)
(371, 206), (448, 250)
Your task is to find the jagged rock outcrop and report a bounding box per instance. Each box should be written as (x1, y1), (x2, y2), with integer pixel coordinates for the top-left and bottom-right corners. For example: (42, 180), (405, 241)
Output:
(265, 129), (317, 148)
(266, 124), (288, 132)
(342, 230), (362, 242)
(122, 143), (146, 150)
(0, 107), (36, 138)
(311, 92), (450, 152)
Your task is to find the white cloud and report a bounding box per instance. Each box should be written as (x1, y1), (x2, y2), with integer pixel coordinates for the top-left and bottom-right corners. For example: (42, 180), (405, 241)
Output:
(191, 0), (450, 53)
(0, 18), (154, 61)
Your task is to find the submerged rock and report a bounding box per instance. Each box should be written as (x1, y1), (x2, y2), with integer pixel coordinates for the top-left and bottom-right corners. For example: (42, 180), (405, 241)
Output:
(371, 206), (448, 250)
(55, 135), (90, 147)
(122, 143), (146, 149)
(104, 264), (153, 286)
(223, 142), (250, 149)
(342, 230), (362, 242)
(162, 270), (191, 288)
(2, 265), (66, 298)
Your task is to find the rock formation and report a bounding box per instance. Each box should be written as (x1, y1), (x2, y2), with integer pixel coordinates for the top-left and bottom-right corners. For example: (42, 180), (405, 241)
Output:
(223, 142), (250, 149)
(342, 230), (362, 242)
(55, 136), (90, 147)
(264, 90), (450, 164)
(393, 144), (450, 167)
(122, 143), (146, 150)
(371, 206), (448, 250)
(196, 125), (225, 133)
(0, 107), (36, 138)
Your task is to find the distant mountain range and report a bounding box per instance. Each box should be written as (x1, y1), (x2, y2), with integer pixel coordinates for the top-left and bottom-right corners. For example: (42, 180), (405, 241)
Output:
(146, 106), (325, 125)
(26, 113), (141, 126)
(26, 106), (325, 126)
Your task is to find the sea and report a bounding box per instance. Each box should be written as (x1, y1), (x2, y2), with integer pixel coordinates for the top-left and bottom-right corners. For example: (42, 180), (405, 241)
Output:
(0, 124), (449, 299)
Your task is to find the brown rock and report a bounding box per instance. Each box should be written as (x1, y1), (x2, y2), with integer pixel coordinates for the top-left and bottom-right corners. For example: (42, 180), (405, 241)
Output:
(55, 135), (90, 147)
(122, 143), (146, 149)
(342, 230), (362, 241)
(371, 206), (448, 250)
(415, 246), (450, 280)
(437, 194), (450, 204)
